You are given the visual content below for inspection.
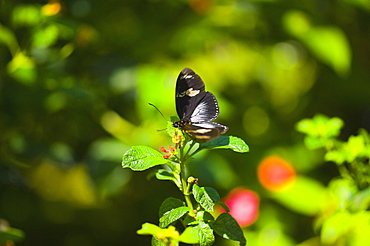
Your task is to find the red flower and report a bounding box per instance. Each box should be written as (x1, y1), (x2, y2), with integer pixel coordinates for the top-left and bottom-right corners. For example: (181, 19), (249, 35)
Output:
(159, 145), (178, 159)
(222, 187), (259, 227)
(257, 156), (296, 191)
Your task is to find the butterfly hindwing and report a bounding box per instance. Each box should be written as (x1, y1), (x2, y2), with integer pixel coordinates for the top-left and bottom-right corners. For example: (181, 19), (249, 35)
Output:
(190, 92), (219, 123)
(182, 123), (228, 141)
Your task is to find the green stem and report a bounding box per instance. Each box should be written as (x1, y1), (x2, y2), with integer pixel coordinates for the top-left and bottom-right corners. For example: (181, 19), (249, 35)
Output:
(179, 141), (195, 216)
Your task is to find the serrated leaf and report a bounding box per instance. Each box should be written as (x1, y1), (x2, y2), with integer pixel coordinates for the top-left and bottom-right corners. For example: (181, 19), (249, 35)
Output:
(213, 213), (246, 246)
(196, 221), (215, 246)
(122, 145), (166, 171)
(200, 136), (249, 153)
(159, 206), (191, 228)
(159, 197), (186, 218)
(193, 184), (220, 212)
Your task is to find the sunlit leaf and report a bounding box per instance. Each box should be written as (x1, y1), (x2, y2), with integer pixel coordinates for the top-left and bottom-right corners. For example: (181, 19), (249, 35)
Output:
(270, 176), (328, 216)
(12, 4), (41, 27)
(178, 226), (199, 244)
(0, 24), (18, 54)
(200, 136), (249, 153)
(155, 169), (181, 188)
(283, 10), (351, 76)
(321, 211), (352, 245)
(7, 52), (36, 84)
(137, 223), (162, 236)
(328, 179), (357, 210)
(32, 24), (59, 47)
(0, 226), (24, 243)
(296, 114), (344, 138)
(195, 221), (215, 246)
(122, 145), (166, 171)
(159, 206), (190, 228)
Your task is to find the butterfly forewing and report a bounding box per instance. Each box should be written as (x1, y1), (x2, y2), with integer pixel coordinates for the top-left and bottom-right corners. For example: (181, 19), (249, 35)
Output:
(173, 68), (228, 141)
(175, 68), (206, 120)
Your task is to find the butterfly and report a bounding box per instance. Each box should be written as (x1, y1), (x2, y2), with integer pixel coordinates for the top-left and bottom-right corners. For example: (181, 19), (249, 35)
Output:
(172, 68), (228, 141)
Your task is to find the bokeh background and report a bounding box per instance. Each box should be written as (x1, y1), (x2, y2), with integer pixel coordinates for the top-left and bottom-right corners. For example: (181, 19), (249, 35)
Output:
(1, 0), (369, 245)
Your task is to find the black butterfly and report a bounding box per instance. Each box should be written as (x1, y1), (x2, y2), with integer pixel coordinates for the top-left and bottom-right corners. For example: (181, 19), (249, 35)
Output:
(172, 68), (228, 141)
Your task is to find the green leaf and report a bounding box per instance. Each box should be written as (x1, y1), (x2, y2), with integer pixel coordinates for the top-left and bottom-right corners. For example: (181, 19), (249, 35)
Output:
(178, 226), (199, 244)
(283, 11), (351, 77)
(352, 187), (370, 211)
(155, 169), (181, 188)
(159, 207), (191, 228)
(32, 24), (59, 48)
(137, 223), (162, 236)
(122, 145), (167, 171)
(200, 136), (249, 153)
(213, 213), (246, 246)
(7, 52), (36, 85)
(193, 184), (220, 212)
(159, 197), (185, 218)
(303, 136), (328, 150)
(271, 176), (328, 216)
(328, 179), (357, 210)
(0, 24), (18, 53)
(296, 114), (344, 139)
(196, 221), (215, 246)
(158, 197), (190, 229)
(321, 211), (352, 245)
(12, 5), (41, 27)
(0, 227), (25, 243)
(217, 201), (230, 212)
(325, 134), (370, 165)
(151, 236), (167, 246)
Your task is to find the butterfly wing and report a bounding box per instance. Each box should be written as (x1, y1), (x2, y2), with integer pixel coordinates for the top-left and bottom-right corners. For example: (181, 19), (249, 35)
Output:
(174, 67), (228, 142)
(175, 68), (206, 120)
(182, 122), (228, 141)
(190, 92), (219, 123)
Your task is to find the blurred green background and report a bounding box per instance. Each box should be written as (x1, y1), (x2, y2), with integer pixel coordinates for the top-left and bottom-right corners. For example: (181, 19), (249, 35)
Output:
(0, 0), (369, 245)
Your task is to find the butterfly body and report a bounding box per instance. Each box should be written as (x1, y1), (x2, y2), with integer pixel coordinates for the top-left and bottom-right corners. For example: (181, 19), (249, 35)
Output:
(173, 68), (228, 141)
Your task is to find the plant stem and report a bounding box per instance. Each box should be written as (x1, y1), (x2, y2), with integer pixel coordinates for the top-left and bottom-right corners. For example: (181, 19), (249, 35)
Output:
(179, 142), (195, 216)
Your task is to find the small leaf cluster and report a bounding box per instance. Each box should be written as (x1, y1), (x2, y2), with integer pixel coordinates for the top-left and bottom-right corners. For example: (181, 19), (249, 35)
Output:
(122, 123), (249, 246)
(296, 114), (370, 245)
(296, 114), (370, 190)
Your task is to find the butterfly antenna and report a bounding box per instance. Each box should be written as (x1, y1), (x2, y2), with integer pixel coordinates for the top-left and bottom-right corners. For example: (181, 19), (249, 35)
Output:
(148, 103), (167, 121)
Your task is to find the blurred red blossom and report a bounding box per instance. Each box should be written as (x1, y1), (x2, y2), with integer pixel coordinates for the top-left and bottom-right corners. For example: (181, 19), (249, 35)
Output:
(257, 156), (296, 191)
(222, 187), (260, 227)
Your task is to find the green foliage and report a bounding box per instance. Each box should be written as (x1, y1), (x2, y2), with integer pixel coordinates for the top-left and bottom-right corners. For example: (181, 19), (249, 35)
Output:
(213, 213), (246, 246)
(0, 220), (25, 244)
(1, 0), (369, 245)
(296, 114), (370, 245)
(200, 136), (249, 153)
(122, 146), (167, 171)
(122, 123), (248, 245)
(296, 114), (344, 150)
(192, 184), (220, 213)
